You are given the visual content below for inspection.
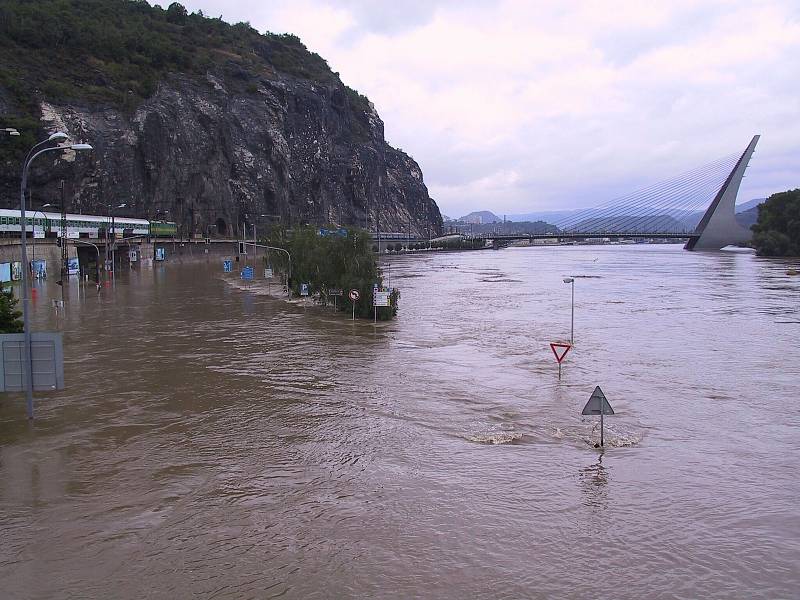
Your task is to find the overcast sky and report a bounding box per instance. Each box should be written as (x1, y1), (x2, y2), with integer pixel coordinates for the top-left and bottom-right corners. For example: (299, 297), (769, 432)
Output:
(159, 0), (799, 218)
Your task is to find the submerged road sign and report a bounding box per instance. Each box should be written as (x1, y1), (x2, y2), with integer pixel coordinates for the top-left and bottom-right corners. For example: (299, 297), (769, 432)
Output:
(373, 290), (390, 307)
(0, 332), (65, 393)
(582, 386), (615, 416)
(582, 386), (615, 447)
(349, 289), (360, 320)
(550, 342), (571, 363)
(550, 342), (572, 380)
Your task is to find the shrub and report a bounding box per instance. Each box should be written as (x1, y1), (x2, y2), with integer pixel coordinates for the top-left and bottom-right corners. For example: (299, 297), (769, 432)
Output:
(752, 189), (800, 256)
(282, 227), (397, 319)
(0, 288), (23, 333)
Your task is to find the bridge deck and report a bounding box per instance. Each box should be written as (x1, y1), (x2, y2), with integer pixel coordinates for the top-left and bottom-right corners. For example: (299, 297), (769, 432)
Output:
(472, 232), (698, 242)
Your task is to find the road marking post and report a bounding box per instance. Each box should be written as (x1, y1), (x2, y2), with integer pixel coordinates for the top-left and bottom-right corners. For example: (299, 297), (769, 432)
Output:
(581, 386), (615, 447)
(549, 342), (572, 380)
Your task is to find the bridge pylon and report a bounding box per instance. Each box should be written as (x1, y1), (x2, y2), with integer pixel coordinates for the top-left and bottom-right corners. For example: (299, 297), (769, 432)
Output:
(684, 135), (759, 251)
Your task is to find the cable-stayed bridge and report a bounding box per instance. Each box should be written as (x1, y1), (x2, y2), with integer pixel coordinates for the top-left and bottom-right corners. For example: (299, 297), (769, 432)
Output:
(473, 135), (760, 251)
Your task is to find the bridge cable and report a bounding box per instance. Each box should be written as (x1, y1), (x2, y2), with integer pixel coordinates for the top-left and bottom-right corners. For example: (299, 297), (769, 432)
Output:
(553, 153), (740, 234)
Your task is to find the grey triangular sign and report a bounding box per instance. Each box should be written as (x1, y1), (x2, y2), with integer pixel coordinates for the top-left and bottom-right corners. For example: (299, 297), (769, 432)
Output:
(582, 386), (614, 415)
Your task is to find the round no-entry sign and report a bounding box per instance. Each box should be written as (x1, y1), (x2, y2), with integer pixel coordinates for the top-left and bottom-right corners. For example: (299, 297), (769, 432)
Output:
(349, 289), (360, 301)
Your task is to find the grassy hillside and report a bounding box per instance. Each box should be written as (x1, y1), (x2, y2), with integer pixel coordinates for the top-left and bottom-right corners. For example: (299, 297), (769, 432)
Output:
(0, 0), (370, 156)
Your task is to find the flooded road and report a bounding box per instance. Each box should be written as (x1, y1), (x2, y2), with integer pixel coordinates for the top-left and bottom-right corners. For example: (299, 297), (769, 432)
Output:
(1, 245), (799, 599)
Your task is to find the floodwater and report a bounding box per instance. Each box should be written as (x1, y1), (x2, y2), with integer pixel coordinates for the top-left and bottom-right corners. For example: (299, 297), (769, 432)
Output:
(1, 245), (799, 599)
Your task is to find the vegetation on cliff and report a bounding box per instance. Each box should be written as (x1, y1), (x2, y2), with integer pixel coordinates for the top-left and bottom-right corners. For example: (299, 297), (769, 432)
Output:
(751, 189), (800, 257)
(0, 0), (372, 155)
(266, 227), (398, 320)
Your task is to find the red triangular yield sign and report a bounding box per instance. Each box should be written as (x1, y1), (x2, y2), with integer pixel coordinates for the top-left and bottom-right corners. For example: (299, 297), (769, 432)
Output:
(550, 342), (572, 363)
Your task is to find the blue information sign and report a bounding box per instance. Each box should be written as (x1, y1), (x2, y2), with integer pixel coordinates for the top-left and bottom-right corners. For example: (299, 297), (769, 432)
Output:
(223, 260), (232, 273)
(241, 266), (254, 280)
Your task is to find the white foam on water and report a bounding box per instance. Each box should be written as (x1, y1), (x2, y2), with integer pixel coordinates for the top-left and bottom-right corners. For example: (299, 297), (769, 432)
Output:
(464, 432), (524, 445)
(582, 422), (642, 448)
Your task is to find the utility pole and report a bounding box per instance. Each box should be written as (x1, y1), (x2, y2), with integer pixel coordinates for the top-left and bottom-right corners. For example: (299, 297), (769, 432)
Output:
(60, 181), (67, 277)
(104, 179), (110, 276)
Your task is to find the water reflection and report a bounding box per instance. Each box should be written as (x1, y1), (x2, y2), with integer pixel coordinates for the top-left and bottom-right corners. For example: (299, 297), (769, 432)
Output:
(578, 453), (610, 510)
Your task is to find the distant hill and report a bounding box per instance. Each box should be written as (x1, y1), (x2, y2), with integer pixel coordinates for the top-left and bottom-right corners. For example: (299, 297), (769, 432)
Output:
(735, 198), (766, 212)
(458, 211), (501, 224)
(448, 220), (558, 236)
(507, 210), (575, 224)
(736, 206), (760, 229)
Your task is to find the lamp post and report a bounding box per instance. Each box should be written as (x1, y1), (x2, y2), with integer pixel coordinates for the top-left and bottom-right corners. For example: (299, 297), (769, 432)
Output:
(262, 245), (291, 298)
(108, 202), (127, 274)
(20, 137), (92, 419)
(563, 277), (575, 344)
(2, 128), (20, 137)
(30, 207), (49, 271)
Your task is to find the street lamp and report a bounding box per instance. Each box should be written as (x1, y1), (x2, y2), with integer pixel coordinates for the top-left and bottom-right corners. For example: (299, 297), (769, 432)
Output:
(30, 207), (49, 270)
(20, 138), (92, 419)
(106, 202), (127, 274)
(41, 202), (68, 278)
(563, 277), (575, 344)
(2, 128), (20, 136)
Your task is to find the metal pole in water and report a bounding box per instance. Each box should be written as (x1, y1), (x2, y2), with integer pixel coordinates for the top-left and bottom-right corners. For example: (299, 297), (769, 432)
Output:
(600, 408), (604, 447)
(571, 279), (574, 344)
(563, 277), (575, 344)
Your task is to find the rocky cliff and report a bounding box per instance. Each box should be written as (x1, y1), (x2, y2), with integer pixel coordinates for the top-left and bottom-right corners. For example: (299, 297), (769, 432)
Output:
(0, 2), (442, 238)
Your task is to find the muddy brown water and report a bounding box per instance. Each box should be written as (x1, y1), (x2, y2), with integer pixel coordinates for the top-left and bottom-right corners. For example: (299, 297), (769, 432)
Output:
(1, 245), (799, 599)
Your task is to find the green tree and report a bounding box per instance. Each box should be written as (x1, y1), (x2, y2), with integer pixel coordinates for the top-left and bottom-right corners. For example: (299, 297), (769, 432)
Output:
(280, 227), (398, 319)
(752, 189), (800, 257)
(0, 288), (23, 333)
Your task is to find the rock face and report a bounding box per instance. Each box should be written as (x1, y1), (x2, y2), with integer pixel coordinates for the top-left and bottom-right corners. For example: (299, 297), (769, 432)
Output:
(2, 71), (442, 238)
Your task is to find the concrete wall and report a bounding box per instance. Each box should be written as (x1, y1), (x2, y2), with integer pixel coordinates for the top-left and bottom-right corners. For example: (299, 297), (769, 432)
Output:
(0, 237), (267, 275)
(0, 238), (76, 270)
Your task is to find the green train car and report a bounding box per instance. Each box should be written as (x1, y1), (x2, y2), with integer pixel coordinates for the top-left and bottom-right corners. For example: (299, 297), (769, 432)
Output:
(149, 221), (178, 236)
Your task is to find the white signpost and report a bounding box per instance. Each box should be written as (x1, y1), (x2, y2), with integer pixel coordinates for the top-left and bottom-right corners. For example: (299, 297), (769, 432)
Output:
(373, 291), (390, 306)
(373, 289), (390, 322)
